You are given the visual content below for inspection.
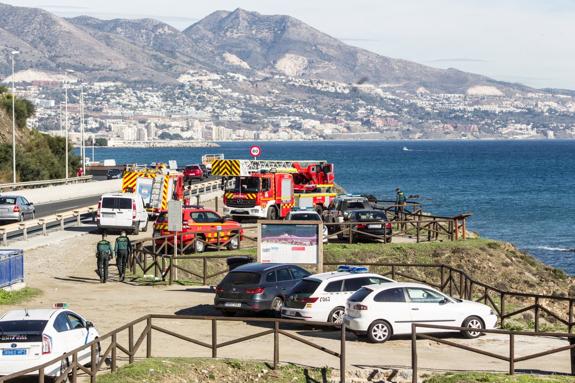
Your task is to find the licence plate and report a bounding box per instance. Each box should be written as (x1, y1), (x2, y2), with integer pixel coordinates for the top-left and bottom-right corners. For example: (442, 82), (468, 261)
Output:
(283, 310), (296, 316)
(102, 212), (115, 217)
(2, 348), (27, 356)
(224, 302), (241, 308)
(368, 224), (382, 229)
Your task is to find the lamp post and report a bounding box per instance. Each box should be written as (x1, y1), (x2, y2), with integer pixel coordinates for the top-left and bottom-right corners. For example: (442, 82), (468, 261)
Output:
(64, 80), (69, 180)
(11, 50), (19, 184)
(80, 84), (85, 174)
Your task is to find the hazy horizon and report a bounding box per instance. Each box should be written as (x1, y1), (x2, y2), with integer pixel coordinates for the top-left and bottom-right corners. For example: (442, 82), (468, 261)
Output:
(3, 0), (575, 90)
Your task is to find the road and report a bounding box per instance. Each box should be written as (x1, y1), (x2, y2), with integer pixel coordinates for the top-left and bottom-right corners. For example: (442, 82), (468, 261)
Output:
(35, 196), (100, 218)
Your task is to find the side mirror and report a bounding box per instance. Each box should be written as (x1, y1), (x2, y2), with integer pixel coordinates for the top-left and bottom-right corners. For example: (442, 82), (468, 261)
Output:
(439, 298), (450, 305)
(28, 202), (34, 205)
(86, 321), (94, 328)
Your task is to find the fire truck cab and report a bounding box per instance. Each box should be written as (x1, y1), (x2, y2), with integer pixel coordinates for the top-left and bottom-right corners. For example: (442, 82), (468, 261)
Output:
(212, 159), (336, 220)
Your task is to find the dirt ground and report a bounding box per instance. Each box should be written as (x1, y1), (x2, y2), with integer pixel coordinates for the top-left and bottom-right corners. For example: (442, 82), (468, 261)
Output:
(3, 222), (574, 378)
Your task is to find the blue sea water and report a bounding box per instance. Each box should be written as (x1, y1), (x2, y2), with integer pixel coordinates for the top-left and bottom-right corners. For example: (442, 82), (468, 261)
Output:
(82, 140), (575, 273)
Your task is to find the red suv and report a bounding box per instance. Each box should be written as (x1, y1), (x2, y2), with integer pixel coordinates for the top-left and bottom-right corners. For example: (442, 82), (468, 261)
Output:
(183, 164), (204, 181)
(154, 207), (243, 253)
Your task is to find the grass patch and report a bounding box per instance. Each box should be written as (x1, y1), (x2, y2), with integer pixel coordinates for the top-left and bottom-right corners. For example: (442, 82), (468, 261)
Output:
(425, 372), (575, 383)
(0, 287), (41, 305)
(96, 357), (330, 383)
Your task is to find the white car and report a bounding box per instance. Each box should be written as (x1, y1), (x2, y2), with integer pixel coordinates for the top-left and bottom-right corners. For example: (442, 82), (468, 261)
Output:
(281, 266), (394, 324)
(97, 193), (148, 234)
(344, 282), (498, 343)
(0, 308), (100, 379)
(285, 210), (328, 243)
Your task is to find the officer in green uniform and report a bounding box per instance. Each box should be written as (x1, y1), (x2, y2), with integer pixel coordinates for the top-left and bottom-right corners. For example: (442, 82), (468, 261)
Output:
(395, 188), (407, 221)
(115, 231), (132, 282)
(96, 234), (113, 283)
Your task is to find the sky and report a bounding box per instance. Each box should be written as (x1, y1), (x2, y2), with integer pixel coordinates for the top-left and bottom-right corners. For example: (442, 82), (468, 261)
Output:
(4, 0), (575, 90)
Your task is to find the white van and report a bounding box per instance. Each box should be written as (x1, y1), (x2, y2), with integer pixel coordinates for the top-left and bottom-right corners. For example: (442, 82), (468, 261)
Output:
(97, 193), (148, 234)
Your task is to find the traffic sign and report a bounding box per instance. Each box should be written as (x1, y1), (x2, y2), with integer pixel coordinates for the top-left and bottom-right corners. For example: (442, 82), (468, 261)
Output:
(250, 145), (262, 158)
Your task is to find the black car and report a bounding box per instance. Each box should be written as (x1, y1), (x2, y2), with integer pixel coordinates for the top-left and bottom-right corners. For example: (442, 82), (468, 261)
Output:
(214, 263), (311, 316)
(322, 195), (373, 233)
(339, 209), (392, 243)
(106, 169), (123, 179)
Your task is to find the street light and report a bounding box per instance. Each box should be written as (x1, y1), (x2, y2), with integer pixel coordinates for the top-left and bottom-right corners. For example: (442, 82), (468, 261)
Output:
(80, 84), (85, 174)
(63, 69), (74, 180)
(11, 50), (19, 184)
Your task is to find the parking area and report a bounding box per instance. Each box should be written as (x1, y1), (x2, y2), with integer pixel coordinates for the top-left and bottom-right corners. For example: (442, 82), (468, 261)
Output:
(1, 224), (572, 377)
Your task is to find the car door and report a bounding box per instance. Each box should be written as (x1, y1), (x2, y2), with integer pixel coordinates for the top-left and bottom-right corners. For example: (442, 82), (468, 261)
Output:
(18, 197), (32, 217)
(275, 268), (294, 298)
(372, 287), (411, 334)
(65, 313), (91, 363)
(405, 287), (457, 331)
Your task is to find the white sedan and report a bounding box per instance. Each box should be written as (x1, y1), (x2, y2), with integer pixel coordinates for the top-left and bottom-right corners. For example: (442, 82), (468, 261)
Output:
(344, 282), (497, 343)
(0, 307), (100, 379)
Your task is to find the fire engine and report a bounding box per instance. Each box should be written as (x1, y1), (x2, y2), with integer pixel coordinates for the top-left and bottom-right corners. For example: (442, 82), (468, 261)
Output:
(122, 165), (185, 216)
(211, 159), (336, 220)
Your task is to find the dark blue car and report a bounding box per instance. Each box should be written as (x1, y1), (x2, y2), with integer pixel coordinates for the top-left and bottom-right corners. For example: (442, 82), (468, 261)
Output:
(214, 263), (311, 316)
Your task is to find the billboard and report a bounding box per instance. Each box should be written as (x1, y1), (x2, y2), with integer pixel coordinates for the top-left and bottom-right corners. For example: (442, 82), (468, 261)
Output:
(258, 221), (323, 269)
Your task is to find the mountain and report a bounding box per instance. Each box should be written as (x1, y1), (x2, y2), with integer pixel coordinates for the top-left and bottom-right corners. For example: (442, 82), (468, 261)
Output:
(0, 3), (537, 94)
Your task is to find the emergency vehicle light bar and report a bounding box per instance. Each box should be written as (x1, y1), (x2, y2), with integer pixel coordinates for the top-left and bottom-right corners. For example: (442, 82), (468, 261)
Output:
(337, 265), (369, 273)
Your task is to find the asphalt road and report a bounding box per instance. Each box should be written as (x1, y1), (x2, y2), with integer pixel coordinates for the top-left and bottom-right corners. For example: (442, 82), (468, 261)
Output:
(34, 196), (101, 218)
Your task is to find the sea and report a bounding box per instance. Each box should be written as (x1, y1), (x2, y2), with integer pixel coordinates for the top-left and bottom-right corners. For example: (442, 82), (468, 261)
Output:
(81, 140), (575, 274)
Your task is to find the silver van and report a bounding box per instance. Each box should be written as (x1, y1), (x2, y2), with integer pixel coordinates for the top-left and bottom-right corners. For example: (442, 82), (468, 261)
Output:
(96, 193), (148, 234)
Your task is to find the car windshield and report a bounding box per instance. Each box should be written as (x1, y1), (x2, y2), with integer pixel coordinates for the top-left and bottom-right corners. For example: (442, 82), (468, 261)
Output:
(289, 213), (321, 221)
(0, 320), (47, 342)
(348, 287), (373, 302)
(0, 197), (17, 205)
(290, 279), (321, 295)
(222, 272), (261, 285)
(226, 177), (260, 193)
(352, 211), (387, 221)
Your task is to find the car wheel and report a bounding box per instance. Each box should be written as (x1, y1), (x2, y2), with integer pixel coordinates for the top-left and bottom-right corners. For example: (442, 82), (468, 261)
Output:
(271, 297), (284, 313)
(267, 206), (279, 220)
(461, 316), (484, 339)
(18, 213), (24, 222)
(328, 306), (345, 326)
(133, 222), (140, 235)
(226, 235), (239, 250)
(367, 320), (392, 343)
(194, 237), (206, 253)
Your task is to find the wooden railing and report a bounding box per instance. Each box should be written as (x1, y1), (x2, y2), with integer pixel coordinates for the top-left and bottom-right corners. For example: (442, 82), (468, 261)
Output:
(0, 315), (346, 383)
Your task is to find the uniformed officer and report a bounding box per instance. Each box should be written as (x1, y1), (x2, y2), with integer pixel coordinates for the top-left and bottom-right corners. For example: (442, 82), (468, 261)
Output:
(395, 188), (407, 220)
(96, 234), (113, 283)
(115, 231), (132, 282)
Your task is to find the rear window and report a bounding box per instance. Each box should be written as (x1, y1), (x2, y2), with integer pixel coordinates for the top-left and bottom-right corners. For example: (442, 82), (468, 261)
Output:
(102, 198), (132, 209)
(291, 279), (321, 295)
(374, 288), (406, 302)
(345, 201), (368, 209)
(0, 197), (16, 205)
(222, 272), (261, 285)
(348, 287), (373, 303)
(0, 320), (47, 342)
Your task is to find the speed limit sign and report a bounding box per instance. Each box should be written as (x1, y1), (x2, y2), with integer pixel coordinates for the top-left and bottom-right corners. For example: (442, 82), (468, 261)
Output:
(250, 145), (262, 158)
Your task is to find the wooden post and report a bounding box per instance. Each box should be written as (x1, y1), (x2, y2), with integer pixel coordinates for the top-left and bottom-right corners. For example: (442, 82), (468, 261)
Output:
(416, 219), (420, 243)
(39, 368), (45, 383)
(146, 316), (152, 358)
(90, 343), (97, 383)
(340, 323), (346, 383)
(273, 321), (279, 369)
(215, 196), (219, 212)
(203, 257), (208, 286)
(534, 297), (540, 332)
(509, 333), (515, 375)
(348, 223), (353, 244)
(111, 334), (117, 372)
(454, 218), (459, 240)
(570, 337), (575, 376)
(212, 319), (217, 358)
(500, 292), (505, 328)
(411, 324), (417, 383)
(440, 266), (444, 291)
(462, 218), (467, 240)
(459, 272), (464, 299)
(569, 300), (573, 333)
(72, 352), (78, 382)
(128, 325), (134, 364)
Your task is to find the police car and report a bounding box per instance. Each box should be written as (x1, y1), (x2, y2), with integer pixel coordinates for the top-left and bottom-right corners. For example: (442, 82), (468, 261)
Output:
(0, 305), (100, 379)
(281, 266), (394, 324)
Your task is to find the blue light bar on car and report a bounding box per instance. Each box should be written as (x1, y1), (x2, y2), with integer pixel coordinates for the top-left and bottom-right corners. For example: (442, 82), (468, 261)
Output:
(337, 265), (368, 273)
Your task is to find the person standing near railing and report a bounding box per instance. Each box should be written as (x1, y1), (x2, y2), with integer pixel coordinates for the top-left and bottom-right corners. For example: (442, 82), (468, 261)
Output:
(115, 231), (132, 282)
(96, 233), (113, 283)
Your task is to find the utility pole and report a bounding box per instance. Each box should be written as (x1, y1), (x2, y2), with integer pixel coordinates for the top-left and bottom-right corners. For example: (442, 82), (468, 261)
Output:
(64, 81), (69, 180)
(80, 84), (85, 174)
(11, 50), (19, 184)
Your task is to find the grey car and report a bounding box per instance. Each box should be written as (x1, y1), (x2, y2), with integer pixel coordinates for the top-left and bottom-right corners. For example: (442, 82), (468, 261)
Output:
(214, 263), (311, 316)
(0, 195), (35, 222)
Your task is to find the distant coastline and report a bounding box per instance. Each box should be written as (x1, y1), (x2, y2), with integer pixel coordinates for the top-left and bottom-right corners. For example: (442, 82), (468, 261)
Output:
(106, 140), (220, 148)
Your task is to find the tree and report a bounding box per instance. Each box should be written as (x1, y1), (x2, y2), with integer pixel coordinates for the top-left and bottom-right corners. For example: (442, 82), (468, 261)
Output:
(95, 138), (108, 146)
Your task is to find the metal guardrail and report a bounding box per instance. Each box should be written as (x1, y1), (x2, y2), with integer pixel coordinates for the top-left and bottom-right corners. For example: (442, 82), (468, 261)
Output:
(0, 176), (93, 192)
(0, 314), (346, 383)
(411, 323), (575, 380)
(0, 205), (97, 246)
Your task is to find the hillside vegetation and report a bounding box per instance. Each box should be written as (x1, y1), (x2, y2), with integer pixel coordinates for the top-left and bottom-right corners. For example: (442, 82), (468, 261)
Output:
(0, 87), (79, 182)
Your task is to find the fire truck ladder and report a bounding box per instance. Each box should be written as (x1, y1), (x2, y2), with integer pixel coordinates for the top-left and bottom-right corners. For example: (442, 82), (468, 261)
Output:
(211, 159), (327, 176)
(149, 174), (165, 209)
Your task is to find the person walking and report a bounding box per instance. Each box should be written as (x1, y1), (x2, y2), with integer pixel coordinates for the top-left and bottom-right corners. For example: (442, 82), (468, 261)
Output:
(115, 231), (132, 282)
(96, 233), (113, 283)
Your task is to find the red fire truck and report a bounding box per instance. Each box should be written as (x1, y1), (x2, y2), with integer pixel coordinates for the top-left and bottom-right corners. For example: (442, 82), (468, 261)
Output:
(211, 159), (336, 220)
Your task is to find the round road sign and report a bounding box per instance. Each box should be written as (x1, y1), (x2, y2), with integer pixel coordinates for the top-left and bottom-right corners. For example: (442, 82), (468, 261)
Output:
(250, 145), (262, 158)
